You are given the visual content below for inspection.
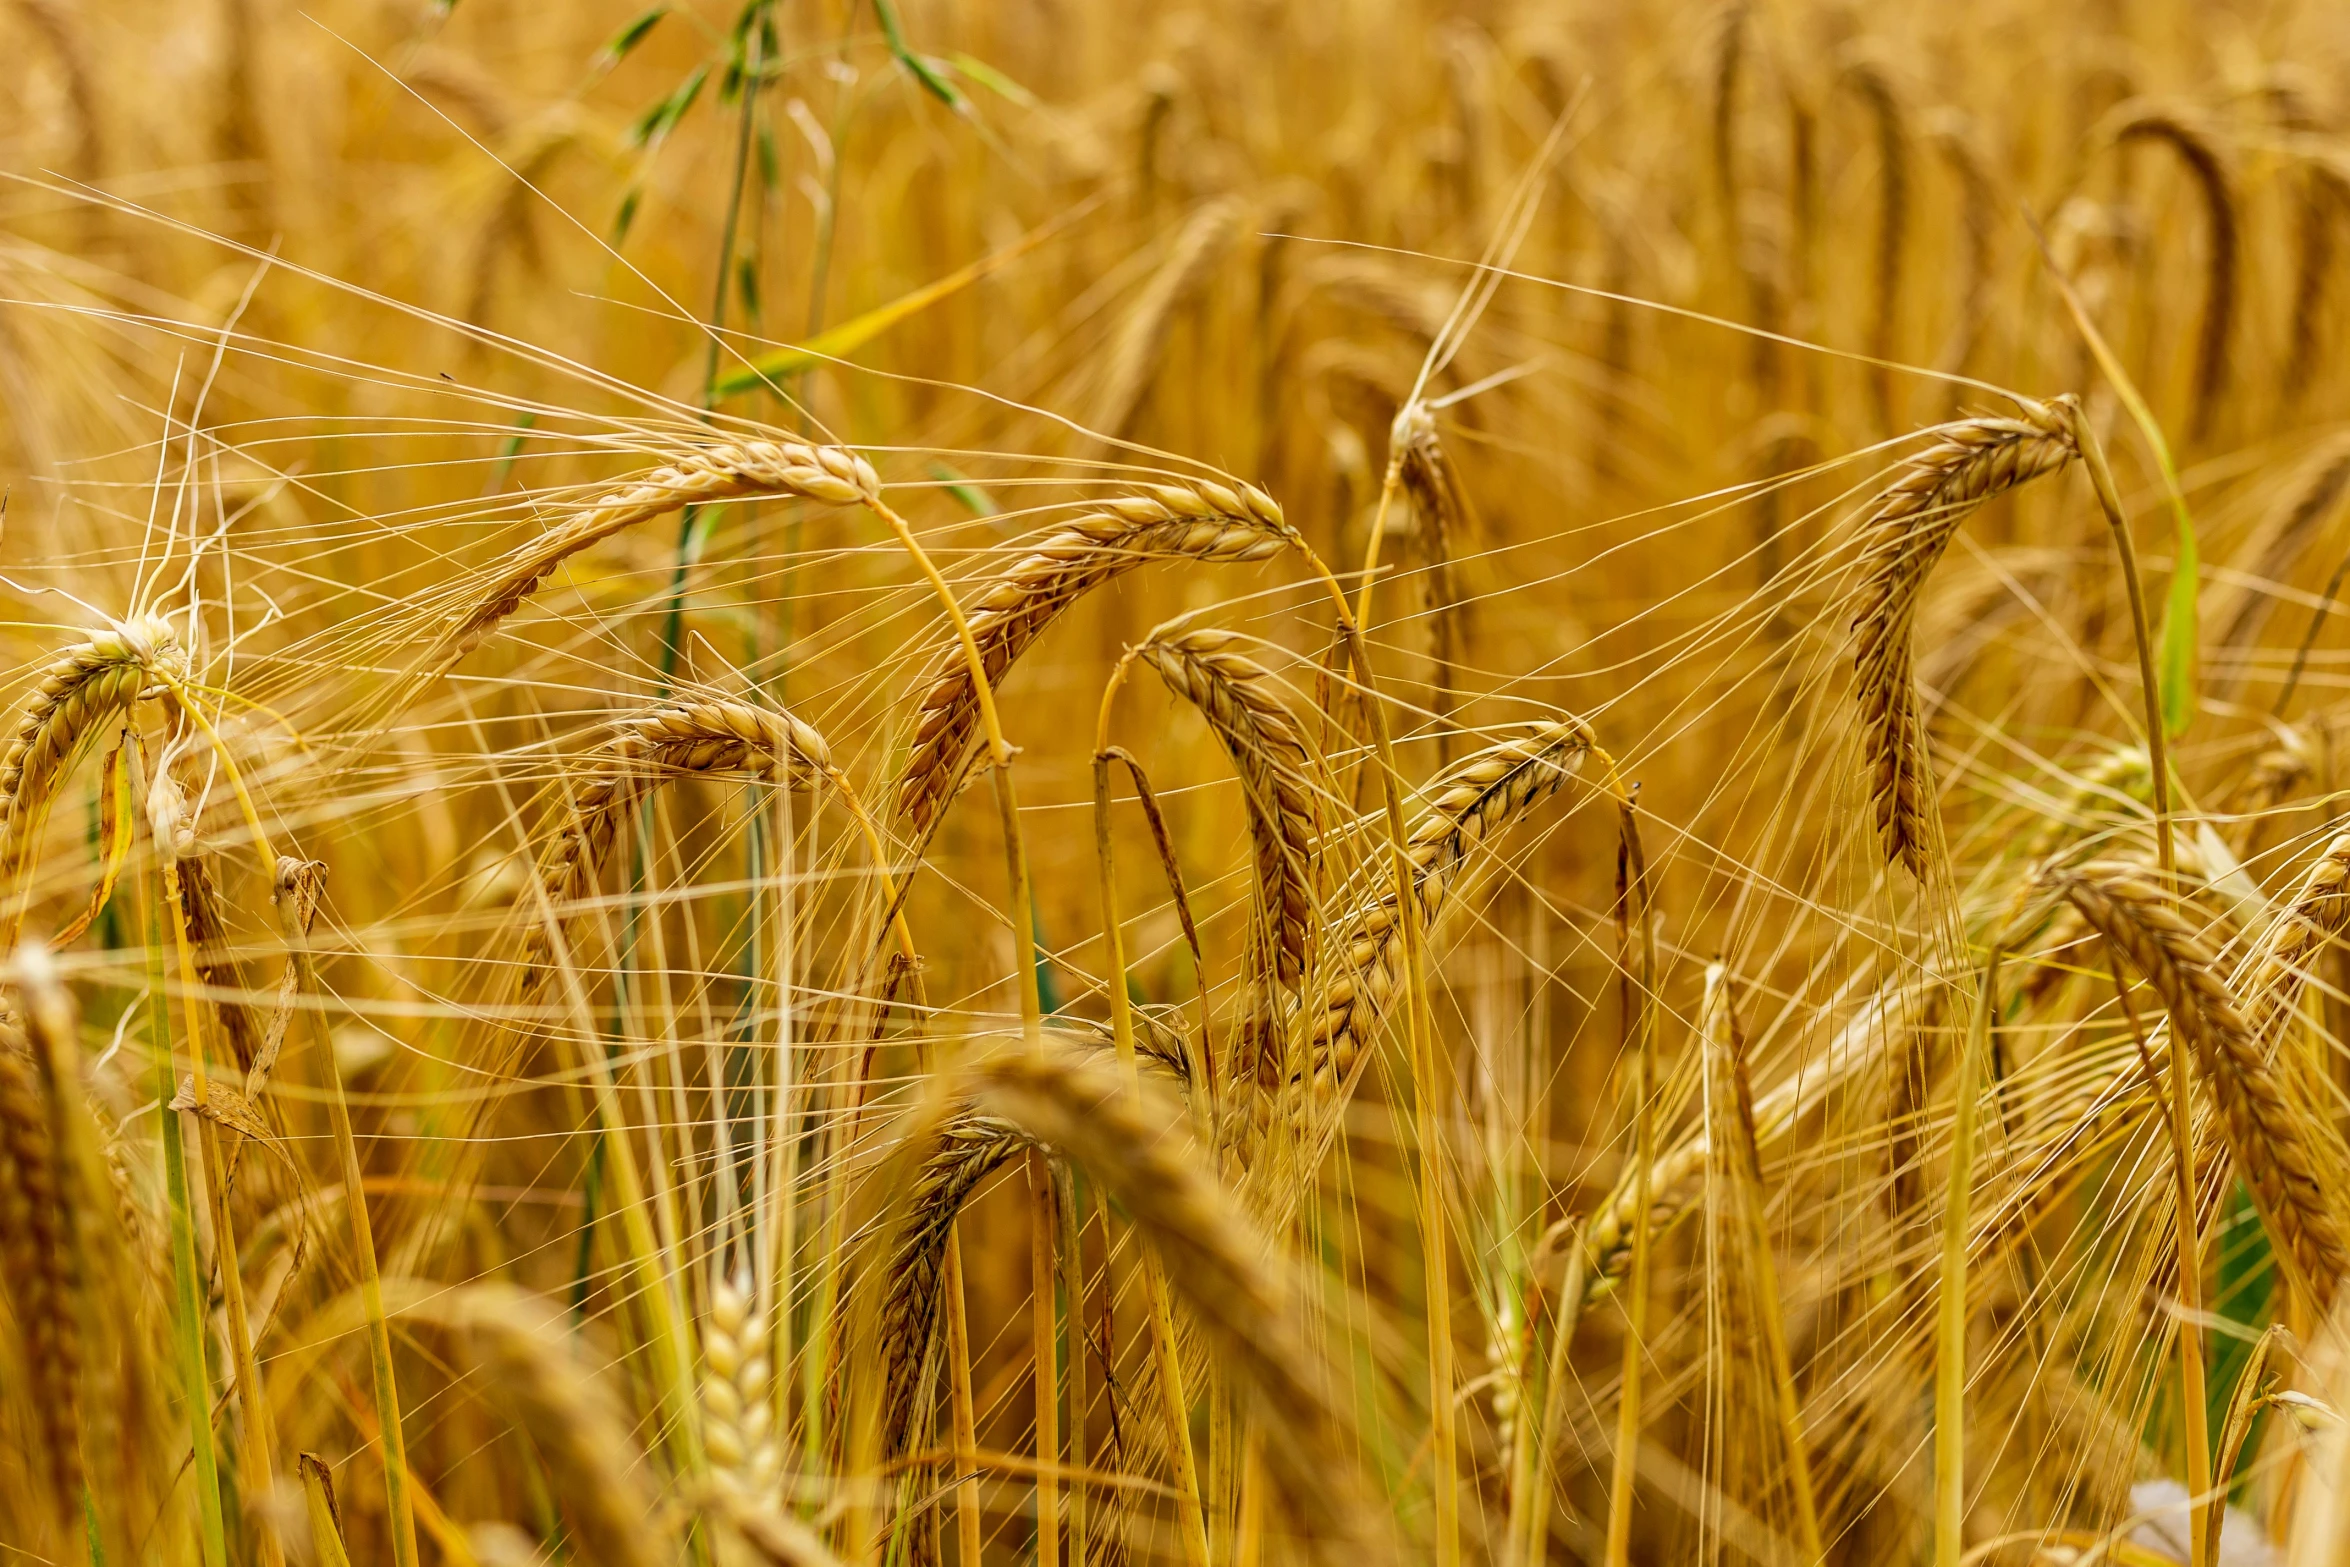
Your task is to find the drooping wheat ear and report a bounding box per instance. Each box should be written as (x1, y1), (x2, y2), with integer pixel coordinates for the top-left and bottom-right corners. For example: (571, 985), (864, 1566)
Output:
(1094, 196), (1245, 445)
(2111, 107), (2237, 443)
(879, 1111), (1032, 1458)
(1135, 628), (1319, 995)
(1925, 110), (1996, 382)
(2287, 159), (2350, 402)
(1839, 58), (1911, 431)
(877, 1025), (1188, 1456)
(433, 440), (878, 673)
(0, 615), (186, 883)
(1395, 405), (1470, 757)
(524, 699), (833, 983)
(703, 1269), (780, 1495)
(2056, 864), (2350, 1303)
(1583, 977), (1920, 1298)
(2244, 834), (2350, 1047)
(951, 1037), (1392, 1564)
(2216, 434), (2350, 663)
(1851, 396), (2081, 877)
(0, 1009), (83, 1515)
(177, 853), (263, 1073)
(410, 1286), (665, 1567)
(895, 482), (1298, 840)
(13, 0), (101, 181)
(1306, 720), (1594, 1094)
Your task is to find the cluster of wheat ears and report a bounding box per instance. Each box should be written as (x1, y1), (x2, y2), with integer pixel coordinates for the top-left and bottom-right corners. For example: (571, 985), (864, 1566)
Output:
(21, 1), (2350, 1565)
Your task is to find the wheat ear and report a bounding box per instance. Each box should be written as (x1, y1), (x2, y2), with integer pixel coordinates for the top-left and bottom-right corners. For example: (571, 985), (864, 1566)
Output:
(2244, 833), (2350, 1054)
(895, 481), (1297, 841)
(1093, 197), (1245, 444)
(950, 1037), (1394, 1565)
(2057, 863), (2350, 1306)
(878, 1111), (1031, 1457)
(1306, 720), (1594, 1092)
(523, 699), (833, 983)
(2112, 108), (2237, 443)
(2287, 159), (2350, 402)
(0, 1007), (84, 1519)
(429, 440), (878, 674)
(1850, 396), (2080, 876)
(1395, 405), (1470, 760)
(1840, 59), (1911, 431)
(1135, 627), (1319, 1000)
(0, 616), (184, 888)
(410, 1286), (666, 1567)
(703, 1268), (781, 1496)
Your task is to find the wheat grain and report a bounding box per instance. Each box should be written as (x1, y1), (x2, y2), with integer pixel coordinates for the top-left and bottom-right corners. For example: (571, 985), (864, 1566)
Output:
(2056, 862), (2350, 1304)
(1851, 396), (2080, 876)
(1305, 720), (1593, 1094)
(2287, 158), (2350, 401)
(895, 482), (1297, 840)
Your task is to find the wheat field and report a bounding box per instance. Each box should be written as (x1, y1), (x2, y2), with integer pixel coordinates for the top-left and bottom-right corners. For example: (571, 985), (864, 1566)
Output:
(9, 2), (2350, 1564)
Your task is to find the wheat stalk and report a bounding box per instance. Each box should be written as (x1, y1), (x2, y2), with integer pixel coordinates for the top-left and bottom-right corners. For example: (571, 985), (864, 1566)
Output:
(428, 439), (878, 674)
(895, 481), (1298, 841)
(1304, 720), (1594, 1095)
(2056, 863), (2350, 1306)
(1850, 396), (2080, 876)
(1093, 197), (1245, 444)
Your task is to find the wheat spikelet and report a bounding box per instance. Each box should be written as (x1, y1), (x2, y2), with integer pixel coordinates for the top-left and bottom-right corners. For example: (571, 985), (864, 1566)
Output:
(524, 699), (833, 982)
(894, 481), (1297, 839)
(702, 1269), (780, 1496)
(0, 615), (185, 882)
(411, 1286), (665, 1567)
(2112, 107), (2237, 442)
(2056, 863), (2350, 1301)
(431, 440), (878, 673)
(0, 1008), (82, 1516)
(950, 1037), (1392, 1563)
(1850, 397), (2080, 876)
(1135, 628), (1319, 998)
(1304, 720), (1593, 1093)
